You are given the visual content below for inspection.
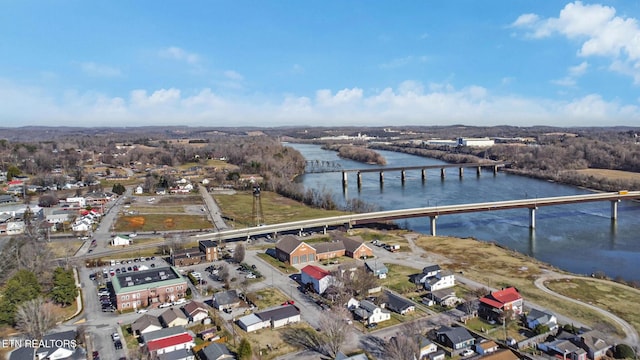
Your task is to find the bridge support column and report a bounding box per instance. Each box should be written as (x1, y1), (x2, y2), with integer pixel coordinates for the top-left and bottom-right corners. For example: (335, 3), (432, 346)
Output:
(529, 207), (537, 229)
(430, 216), (438, 236)
(421, 169), (426, 182)
(357, 172), (362, 188)
(440, 168), (446, 179)
(493, 165), (499, 175)
(477, 167), (482, 176)
(401, 170), (406, 183)
(379, 171), (384, 184)
(323, 225), (327, 235)
(611, 200), (619, 220)
(342, 171), (348, 189)
(459, 168), (464, 178)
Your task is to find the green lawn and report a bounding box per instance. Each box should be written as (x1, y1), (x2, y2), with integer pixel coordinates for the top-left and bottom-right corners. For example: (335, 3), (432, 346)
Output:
(381, 263), (421, 294)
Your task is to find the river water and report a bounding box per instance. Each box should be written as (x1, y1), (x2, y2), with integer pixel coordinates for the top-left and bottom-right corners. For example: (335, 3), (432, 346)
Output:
(287, 143), (640, 283)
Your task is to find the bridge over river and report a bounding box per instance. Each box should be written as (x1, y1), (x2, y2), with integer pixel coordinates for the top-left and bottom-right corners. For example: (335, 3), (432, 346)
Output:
(193, 191), (640, 241)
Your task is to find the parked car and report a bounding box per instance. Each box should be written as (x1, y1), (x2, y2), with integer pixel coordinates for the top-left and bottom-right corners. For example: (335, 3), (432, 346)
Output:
(136, 308), (148, 314)
(461, 349), (475, 357)
(366, 322), (378, 329)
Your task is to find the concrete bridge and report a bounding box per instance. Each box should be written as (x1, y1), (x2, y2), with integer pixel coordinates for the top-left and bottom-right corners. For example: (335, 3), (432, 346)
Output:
(340, 162), (509, 189)
(192, 191), (640, 241)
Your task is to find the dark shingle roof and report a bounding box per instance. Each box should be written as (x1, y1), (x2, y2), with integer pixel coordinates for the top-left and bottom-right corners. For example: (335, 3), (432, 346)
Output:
(275, 235), (303, 254)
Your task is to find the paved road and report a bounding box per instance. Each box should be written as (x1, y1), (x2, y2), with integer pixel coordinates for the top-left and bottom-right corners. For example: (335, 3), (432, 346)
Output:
(534, 272), (639, 345)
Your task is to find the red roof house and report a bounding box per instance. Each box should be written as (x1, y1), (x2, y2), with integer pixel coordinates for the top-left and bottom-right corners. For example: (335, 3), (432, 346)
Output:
(146, 333), (194, 355)
(479, 287), (523, 319)
(300, 265), (333, 294)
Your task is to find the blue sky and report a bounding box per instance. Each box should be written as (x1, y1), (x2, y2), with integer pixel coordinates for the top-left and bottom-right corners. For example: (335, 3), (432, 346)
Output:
(2, 1), (640, 128)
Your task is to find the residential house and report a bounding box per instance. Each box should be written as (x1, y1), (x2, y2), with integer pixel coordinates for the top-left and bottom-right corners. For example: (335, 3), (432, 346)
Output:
(198, 343), (236, 360)
(423, 270), (456, 291)
(255, 304), (301, 329)
(478, 287), (523, 320)
(418, 336), (438, 360)
(46, 213), (70, 226)
(475, 340), (499, 355)
(72, 218), (92, 232)
(131, 314), (163, 337)
(213, 290), (241, 311)
(364, 260), (388, 279)
(6, 221), (24, 235)
(482, 349), (520, 360)
(300, 265), (333, 294)
(352, 300), (391, 325)
(538, 339), (588, 360)
(0, 194), (14, 204)
(160, 308), (189, 328)
(237, 304), (301, 332)
(144, 327), (195, 358)
(199, 240), (219, 261)
(34, 330), (80, 360)
(575, 330), (612, 360)
(275, 235), (316, 265)
(422, 264), (441, 278)
(135, 185), (144, 194)
(157, 348), (195, 360)
(426, 289), (461, 307)
(384, 290), (416, 315)
(435, 326), (475, 351)
(428, 350), (446, 360)
(183, 301), (209, 323)
(111, 235), (131, 246)
(526, 308), (558, 332)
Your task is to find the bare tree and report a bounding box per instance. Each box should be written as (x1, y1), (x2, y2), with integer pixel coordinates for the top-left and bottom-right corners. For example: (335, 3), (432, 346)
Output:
(233, 243), (245, 263)
(18, 239), (54, 277)
(317, 309), (352, 358)
(15, 297), (59, 338)
(383, 320), (425, 360)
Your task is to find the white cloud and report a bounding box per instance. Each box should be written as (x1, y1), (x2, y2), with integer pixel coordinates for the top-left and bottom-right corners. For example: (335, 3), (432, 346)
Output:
(291, 64), (305, 74)
(512, 1), (640, 83)
(1, 78), (638, 127)
(159, 46), (201, 64)
(569, 61), (589, 77)
(224, 70), (243, 81)
(79, 62), (122, 77)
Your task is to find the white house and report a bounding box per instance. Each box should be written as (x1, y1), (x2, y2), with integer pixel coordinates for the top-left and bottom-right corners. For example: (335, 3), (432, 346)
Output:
(300, 265), (333, 294)
(237, 314), (270, 332)
(46, 213), (70, 225)
(352, 300), (390, 325)
(424, 270), (456, 291)
(526, 308), (558, 331)
(6, 221), (25, 235)
(111, 235), (131, 246)
(66, 196), (86, 208)
(72, 218), (93, 232)
(135, 186), (144, 194)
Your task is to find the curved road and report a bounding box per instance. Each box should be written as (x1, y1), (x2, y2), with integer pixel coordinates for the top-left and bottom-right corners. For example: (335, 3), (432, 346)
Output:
(534, 272), (639, 345)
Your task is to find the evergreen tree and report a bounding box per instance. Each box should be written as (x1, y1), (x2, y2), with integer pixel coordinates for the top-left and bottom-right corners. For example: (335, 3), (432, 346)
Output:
(0, 270), (41, 325)
(51, 267), (77, 306)
(237, 338), (252, 360)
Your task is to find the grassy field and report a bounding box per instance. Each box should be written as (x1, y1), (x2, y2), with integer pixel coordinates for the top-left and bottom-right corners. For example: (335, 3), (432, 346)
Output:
(381, 263), (422, 294)
(114, 214), (213, 232)
(248, 287), (290, 309)
(412, 234), (639, 336)
(48, 240), (84, 258)
(575, 168), (640, 182)
(256, 253), (298, 274)
(546, 278), (640, 336)
(214, 190), (348, 227)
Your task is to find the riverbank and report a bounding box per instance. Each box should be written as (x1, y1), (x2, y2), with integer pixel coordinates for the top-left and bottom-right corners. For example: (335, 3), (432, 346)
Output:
(354, 228), (640, 341)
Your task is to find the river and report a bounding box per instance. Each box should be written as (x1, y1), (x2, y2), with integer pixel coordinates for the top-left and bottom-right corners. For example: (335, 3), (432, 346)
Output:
(287, 143), (640, 283)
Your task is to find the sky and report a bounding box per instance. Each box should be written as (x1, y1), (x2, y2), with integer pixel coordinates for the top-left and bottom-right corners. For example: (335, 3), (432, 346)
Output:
(2, 1), (640, 128)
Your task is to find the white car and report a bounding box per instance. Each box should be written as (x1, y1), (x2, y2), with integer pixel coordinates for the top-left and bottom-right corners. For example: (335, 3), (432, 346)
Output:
(172, 298), (187, 306)
(136, 308), (148, 314)
(461, 349), (475, 357)
(245, 273), (256, 279)
(158, 303), (172, 309)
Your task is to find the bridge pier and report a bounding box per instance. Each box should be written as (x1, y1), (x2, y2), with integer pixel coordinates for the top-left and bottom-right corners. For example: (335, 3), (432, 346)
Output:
(357, 172), (362, 188)
(611, 200), (619, 220)
(493, 165), (499, 175)
(477, 167), (481, 176)
(379, 171), (384, 184)
(430, 216), (438, 236)
(529, 207), (537, 229)
(323, 225), (327, 235)
(459, 168), (464, 178)
(401, 170), (406, 183)
(342, 171), (348, 189)
(421, 169), (426, 182)
(440, 168), (446, 179)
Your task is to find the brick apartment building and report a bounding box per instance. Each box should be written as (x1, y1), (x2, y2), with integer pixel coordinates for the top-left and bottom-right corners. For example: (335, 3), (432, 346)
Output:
(112, 267), (189, 311)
